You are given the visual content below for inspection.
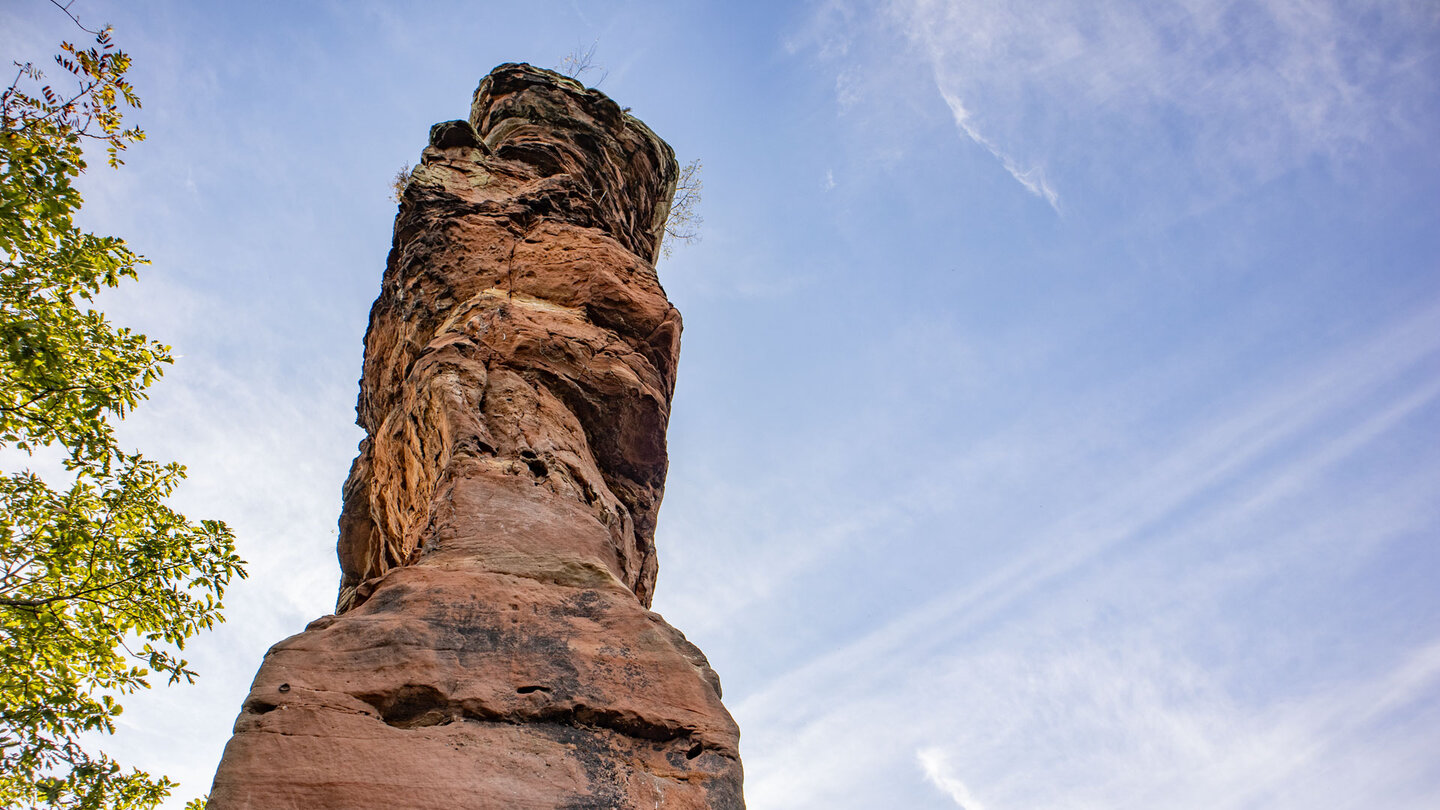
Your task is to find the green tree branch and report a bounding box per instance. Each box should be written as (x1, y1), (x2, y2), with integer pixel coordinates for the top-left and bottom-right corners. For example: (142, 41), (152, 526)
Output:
(0, 4), (245, 808)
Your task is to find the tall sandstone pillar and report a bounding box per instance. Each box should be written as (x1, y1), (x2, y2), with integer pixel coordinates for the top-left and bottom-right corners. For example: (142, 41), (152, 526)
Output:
(208, 63), (743, 810)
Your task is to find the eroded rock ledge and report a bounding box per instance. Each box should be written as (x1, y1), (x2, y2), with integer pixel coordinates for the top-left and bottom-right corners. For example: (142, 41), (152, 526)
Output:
(207, 63), (743, 810)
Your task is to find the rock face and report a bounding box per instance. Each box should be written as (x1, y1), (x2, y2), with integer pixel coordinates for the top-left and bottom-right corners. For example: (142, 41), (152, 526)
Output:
(208, 64), (743, 809)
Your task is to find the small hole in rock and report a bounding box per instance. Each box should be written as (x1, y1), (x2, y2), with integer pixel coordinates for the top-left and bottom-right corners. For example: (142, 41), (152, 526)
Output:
(278, 683), (291, 693)
(516, 685), (549, 695)
(525, 458), (548, 477)
(686, 743), (704, 760)
(519, 449), (537, 459)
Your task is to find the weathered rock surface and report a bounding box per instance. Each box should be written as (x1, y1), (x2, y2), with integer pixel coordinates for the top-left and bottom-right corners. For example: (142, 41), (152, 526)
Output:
(208, 63), (743, 809)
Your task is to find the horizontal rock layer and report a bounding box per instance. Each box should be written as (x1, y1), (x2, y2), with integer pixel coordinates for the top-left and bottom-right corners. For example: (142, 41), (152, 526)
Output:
(208, 63), (742, 809)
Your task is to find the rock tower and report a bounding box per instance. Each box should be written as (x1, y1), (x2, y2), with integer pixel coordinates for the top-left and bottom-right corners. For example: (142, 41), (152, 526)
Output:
(208, 63), (743, 809)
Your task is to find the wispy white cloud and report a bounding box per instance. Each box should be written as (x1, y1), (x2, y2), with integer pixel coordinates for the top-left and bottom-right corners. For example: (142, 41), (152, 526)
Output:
(744, 296), (1440, 701)
(918, 748), (989, 810)
(735, 297), (1440, 808)
(938, 89), (1059, 209)
(793, 0), (1440, 210)
(784, 0), (857, 60)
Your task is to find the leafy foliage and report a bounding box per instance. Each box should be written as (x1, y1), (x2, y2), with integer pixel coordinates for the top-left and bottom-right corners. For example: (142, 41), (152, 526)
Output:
(390, 163), (411, 204)
(0, 7), (243, 809)
(662, 158), (702, 258)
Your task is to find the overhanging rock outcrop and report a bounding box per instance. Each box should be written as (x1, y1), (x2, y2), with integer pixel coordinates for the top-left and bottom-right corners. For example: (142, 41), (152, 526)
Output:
(208, 63), (744, 810)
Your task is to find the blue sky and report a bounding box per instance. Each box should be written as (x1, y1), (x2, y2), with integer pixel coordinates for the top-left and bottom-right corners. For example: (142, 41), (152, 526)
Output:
(4, 1), (1439, 807)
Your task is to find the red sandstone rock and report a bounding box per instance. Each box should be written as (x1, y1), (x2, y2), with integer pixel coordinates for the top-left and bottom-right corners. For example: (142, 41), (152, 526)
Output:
(208, 63), (743, 809)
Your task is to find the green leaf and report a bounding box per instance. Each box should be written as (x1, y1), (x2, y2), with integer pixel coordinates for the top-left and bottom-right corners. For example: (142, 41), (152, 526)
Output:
(0, 10), (244, 810)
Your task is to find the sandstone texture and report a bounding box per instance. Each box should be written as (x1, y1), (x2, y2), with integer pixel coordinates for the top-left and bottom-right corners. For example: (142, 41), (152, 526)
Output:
(208, 63), (742, 809)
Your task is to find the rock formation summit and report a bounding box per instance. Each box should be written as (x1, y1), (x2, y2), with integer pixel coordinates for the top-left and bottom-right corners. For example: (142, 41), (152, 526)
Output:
(208, 63), (743, 809)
